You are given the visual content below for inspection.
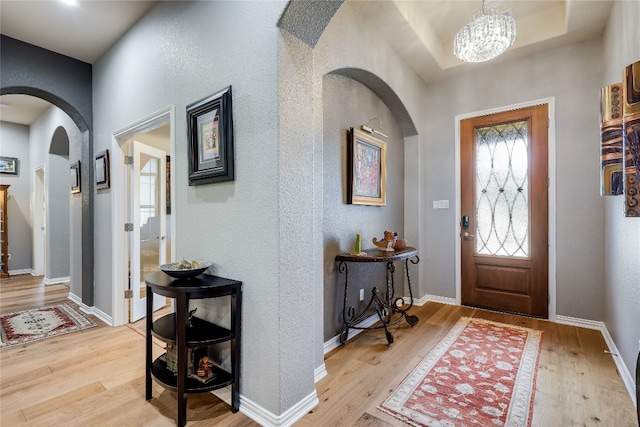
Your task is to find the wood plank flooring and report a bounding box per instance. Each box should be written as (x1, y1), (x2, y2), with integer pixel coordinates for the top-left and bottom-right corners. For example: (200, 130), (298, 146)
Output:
(1, 274), (636, 426)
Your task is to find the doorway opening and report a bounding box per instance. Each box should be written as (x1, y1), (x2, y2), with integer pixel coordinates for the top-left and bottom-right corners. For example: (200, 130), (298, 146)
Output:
(112, 107), (175, 326)
(455, 98), (557, 320)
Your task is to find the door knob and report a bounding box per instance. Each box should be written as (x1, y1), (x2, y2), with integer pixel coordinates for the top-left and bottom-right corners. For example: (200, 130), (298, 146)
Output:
(463, 232), (475, 240)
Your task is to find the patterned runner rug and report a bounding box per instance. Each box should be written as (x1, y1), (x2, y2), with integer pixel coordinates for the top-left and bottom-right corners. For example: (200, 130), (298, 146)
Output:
(379, 317), (543, 427)
(0, 303), (97, 349)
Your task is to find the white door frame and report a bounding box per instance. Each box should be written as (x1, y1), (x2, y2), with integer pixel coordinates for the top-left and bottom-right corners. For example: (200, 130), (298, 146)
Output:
(33, 165), (46, 277)
(454, 97), (557, 321)
(111, 106), (175, 326)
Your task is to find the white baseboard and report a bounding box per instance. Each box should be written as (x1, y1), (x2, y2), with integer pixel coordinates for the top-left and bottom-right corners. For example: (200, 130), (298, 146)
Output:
(556, 315), (636, 407)
(423, 294), (457, 306)
(8, 268), (33, 276)
(44, 276), (70, 285)
(323, 313), (381, 355)
(315, 363), (327, 384)
(241, 390), (319, 427)
(67, 293), (111, 326)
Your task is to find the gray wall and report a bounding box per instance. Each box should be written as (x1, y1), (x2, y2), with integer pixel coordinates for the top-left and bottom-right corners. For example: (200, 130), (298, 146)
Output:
(603, 0), (640, 380)
(419, 38), (606, 320)
(1, 34), (93, 305)
(30, 106), (78, 290)
(322, 73), (405, 340)
(0, 122), (31, 271)
(92, 0), (291, 416)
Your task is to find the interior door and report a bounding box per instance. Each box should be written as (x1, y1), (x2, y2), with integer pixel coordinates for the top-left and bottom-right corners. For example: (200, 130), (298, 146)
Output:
(460, 104), (549, 317)
(130, 141), (167, 322)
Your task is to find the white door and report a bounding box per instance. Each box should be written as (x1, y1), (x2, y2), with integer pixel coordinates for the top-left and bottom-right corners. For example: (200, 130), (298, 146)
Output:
(129, 141), (167, 322)
(33, 167), (46, 276)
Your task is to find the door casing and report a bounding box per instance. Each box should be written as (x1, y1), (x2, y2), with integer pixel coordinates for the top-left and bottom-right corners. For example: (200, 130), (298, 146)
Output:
(454, 98), (557, 321)
(111, 106), (175, 327)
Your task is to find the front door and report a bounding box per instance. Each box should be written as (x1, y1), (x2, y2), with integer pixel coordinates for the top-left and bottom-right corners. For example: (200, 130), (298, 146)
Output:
(460, 104), (549, 317)
(129, 141), (167, 322)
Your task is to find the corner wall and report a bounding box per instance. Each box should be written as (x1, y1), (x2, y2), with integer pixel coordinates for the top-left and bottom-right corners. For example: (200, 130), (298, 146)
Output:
(93, 0), (297, 417)
(602, 0), (640, 383)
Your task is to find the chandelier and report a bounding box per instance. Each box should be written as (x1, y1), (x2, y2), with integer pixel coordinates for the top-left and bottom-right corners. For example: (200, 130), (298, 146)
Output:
(453, 0), (516, 63)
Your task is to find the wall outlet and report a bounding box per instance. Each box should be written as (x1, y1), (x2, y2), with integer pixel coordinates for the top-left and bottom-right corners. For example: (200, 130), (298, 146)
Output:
(7, 254), (10, 260)
(359, 289), (364, 301)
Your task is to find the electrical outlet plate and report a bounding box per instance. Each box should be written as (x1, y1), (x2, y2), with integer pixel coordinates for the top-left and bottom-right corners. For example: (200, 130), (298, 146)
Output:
(359, 289), (364, 301)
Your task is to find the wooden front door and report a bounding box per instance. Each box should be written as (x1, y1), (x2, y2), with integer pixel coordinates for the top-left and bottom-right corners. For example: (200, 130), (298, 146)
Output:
(461, 104), (549, 317)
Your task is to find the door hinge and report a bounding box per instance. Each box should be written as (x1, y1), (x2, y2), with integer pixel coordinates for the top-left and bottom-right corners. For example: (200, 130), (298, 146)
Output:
(124, 156), (133, 165)
(124, 223), (134, 232)
(124, 289), (133, 299)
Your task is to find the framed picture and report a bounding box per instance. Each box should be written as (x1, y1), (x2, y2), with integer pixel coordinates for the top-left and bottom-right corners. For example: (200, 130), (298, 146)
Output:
(0, 156), (18, 175)
(70, 161), (81, 194)
(187, 86), (234, 185)
(347, 127), (387, 206)
(95, 150), (110, 190)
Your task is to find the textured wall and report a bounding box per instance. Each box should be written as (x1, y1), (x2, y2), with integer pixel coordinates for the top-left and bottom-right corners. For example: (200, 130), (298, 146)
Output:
(0, 122), (31, 271)
(420, 39), (606, 320)
(603, 0), (640, 381)
(1, 35), (93, 305)
(322, 73), (405, 340)
(29, 106), (79, 290)
(93, 0), (289, 415)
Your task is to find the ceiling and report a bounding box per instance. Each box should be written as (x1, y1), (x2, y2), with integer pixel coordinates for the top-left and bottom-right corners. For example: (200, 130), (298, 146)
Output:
(0, 0), (612, 126)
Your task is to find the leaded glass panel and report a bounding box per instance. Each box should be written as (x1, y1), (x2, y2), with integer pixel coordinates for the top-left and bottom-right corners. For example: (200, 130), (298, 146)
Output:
(475, 120), (529, 257)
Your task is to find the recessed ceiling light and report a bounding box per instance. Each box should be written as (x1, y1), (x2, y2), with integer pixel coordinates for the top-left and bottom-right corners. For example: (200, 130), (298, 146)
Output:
(59, 0), (78, 6)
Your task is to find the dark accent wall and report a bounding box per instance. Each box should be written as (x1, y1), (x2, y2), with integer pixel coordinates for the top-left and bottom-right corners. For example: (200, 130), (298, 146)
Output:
(0, 35), (94, 306)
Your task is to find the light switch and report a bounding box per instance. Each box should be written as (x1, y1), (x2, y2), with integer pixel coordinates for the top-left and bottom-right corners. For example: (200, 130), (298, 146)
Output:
(433, 200), (449, 209)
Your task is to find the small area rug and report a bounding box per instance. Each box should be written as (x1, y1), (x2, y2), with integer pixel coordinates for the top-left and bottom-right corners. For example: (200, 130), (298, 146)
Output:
(0, 303), (97, 349)
(378, 317), (543, 427)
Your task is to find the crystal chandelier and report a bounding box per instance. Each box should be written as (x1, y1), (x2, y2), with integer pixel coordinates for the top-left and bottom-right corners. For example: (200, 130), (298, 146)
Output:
(453, 0), (516, 63)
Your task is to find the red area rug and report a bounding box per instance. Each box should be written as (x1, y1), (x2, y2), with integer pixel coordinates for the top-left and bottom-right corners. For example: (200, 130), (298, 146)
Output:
(0, 303), (97, 349)
(379, 317), (543, 427)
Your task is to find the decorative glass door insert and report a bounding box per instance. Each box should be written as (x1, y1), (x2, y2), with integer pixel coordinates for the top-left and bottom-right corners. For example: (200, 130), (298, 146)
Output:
(475, 120), (529, 257)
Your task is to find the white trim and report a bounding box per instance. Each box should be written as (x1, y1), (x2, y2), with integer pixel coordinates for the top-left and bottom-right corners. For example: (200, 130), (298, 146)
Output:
(323, 313), (380, 355)
(556, 315), (636, 407)
(240, 390), (319, 427)
(454, 97), (557, 319)
(422, 294), (457, 306)
(314, 363), (328, 384)
(323, 296), (456, 354)
(67, 293), (112, 326)
(44, 276), (70, 285)
(111, 106), (175, 327)
(8, 269), (34, 276)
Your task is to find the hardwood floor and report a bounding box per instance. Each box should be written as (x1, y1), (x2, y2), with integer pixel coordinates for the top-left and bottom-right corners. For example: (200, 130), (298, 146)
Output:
(1, 274), (636, 426)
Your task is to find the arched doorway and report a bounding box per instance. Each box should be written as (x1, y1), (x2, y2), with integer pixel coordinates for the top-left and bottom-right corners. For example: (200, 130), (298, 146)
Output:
(1, 35), (94, 306)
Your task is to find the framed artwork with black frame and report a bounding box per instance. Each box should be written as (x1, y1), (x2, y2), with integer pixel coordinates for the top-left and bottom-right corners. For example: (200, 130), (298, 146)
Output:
(0, 156), (18, 175)
(70, 161), (81, 194)
(187, 86), (234, 185)
(95, 149), (110, 190)
(347, 127), (387, 206)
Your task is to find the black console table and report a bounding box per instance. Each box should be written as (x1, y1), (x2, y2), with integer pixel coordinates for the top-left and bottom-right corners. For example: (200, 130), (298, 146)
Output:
(335, 247), (419, 345)
(145, 271), (242, 427)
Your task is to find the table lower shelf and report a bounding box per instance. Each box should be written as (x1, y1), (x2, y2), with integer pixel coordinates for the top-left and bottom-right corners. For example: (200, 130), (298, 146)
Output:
(151, 355), (234, 393)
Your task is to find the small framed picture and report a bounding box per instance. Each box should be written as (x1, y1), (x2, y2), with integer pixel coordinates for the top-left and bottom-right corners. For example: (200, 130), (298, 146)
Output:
(0, 156), (18, 175)
(347, 127), (387, 206)
(187, 86), (234, 185)
(70, 161), (81, 194)
(95, 150), (110, 190)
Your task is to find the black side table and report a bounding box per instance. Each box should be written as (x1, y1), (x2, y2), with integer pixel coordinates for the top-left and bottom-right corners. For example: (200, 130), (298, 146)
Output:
(335, 247), (419, 345)
(145, 271), (242, 427)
